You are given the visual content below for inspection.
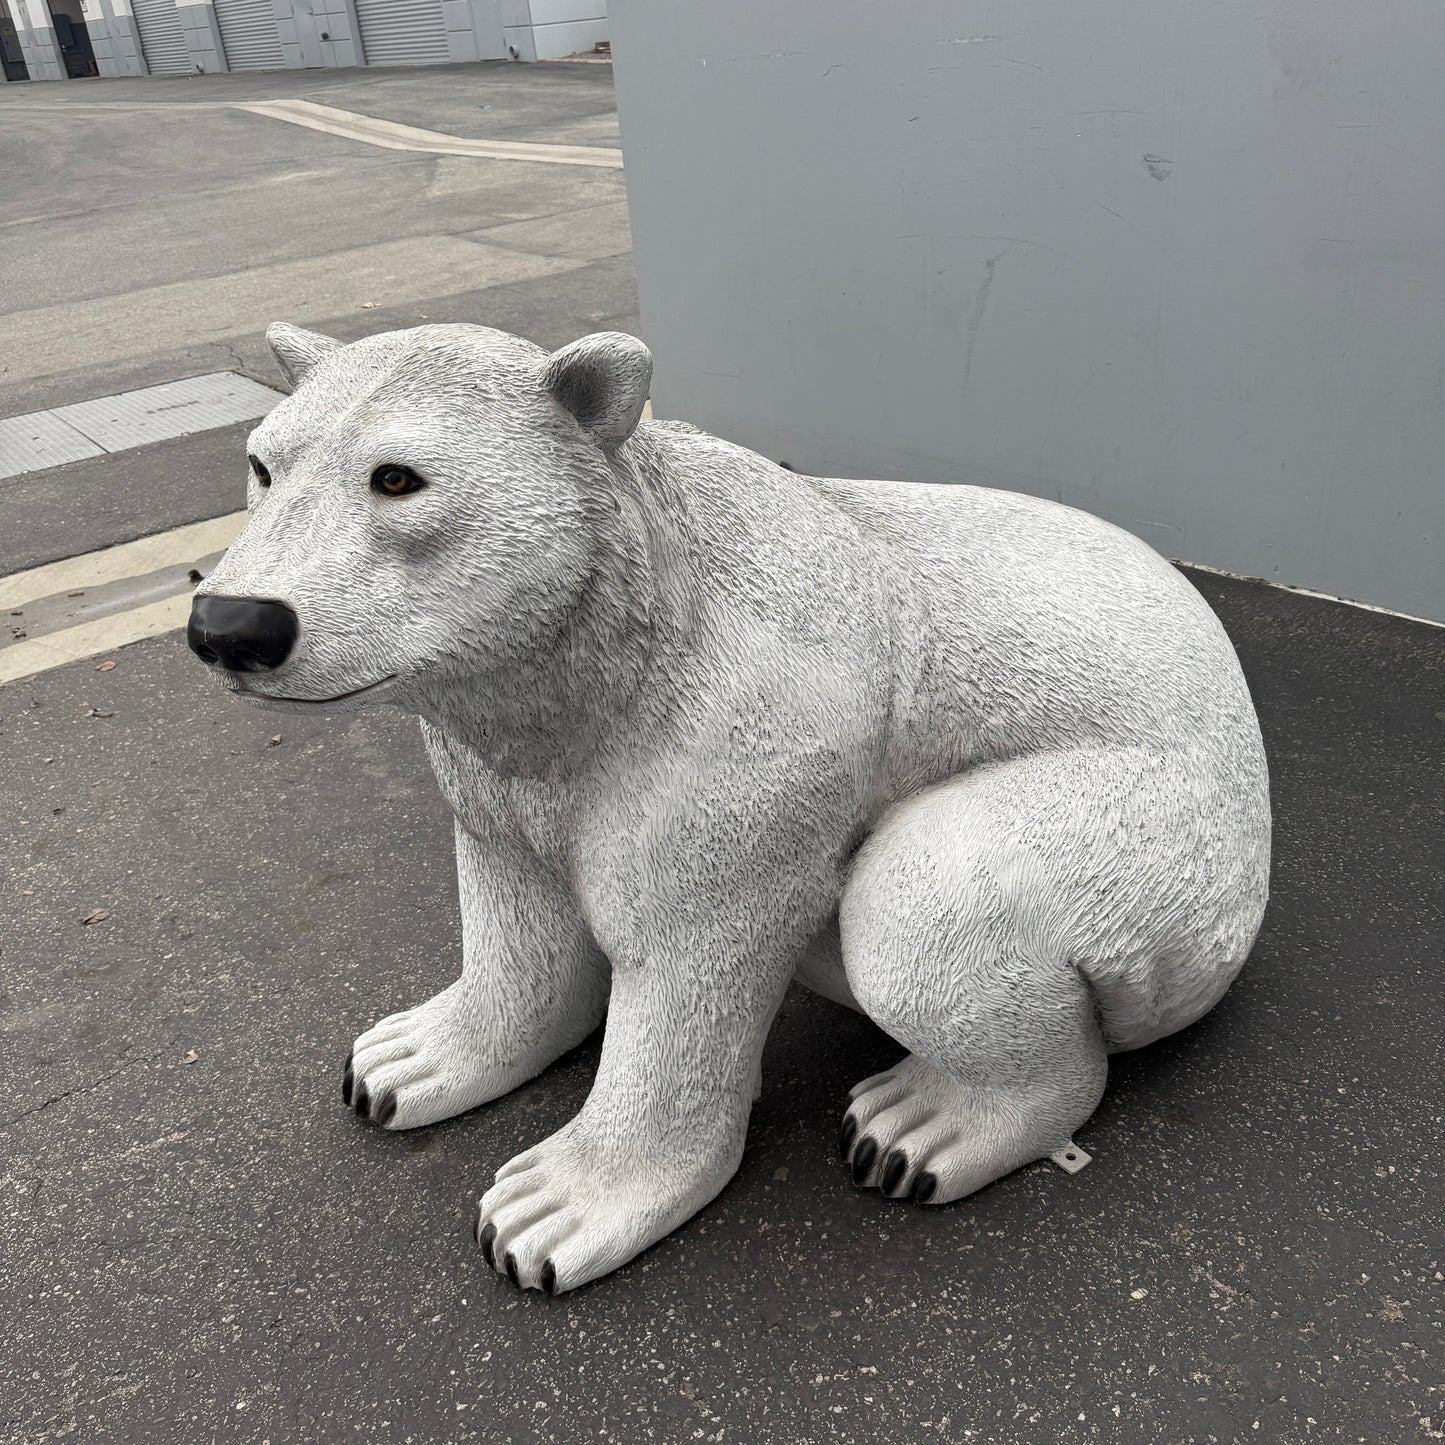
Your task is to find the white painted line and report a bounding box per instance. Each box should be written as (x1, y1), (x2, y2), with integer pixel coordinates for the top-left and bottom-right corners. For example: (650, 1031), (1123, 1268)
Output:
(3, 548), (229, 646)
(0, 512), (246, 612)
(236, 99), (625, 169)
(0, 592), (192, 686)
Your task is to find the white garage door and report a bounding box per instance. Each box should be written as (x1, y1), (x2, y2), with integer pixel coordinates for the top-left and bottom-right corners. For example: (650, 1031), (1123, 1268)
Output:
(215, 0), (285, 70)
(132, 0), (191, 75)
(354, 0), (451, 66)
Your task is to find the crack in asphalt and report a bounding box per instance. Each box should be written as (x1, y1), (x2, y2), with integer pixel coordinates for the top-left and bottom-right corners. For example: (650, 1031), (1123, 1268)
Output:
(1, 1052), (138, 1133)
(223, 342), (262, 383)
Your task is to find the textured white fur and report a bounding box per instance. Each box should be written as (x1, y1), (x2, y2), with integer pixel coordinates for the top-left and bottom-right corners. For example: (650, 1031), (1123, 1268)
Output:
(195, 322), (1271, 1294)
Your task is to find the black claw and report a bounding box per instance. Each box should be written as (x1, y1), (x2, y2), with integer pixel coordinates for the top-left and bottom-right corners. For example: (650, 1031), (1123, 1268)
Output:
(839, 1113), (858, 1160)
(913, 1171), (937, 1205)
(880, 1149), (908, 1196)
(504, 1251), (521, 1288)
(478, 1221), (497, 1269)
(851, 1136), (878, 1186)
(375, 1091), (397, 1127)
(540, 1259), (557, 1296)
(353, 1082), (371, 1119)
(468, 1199), (483, 1243)
(341, 1067), (354, 1106)
(344, 1048), (353, 1072)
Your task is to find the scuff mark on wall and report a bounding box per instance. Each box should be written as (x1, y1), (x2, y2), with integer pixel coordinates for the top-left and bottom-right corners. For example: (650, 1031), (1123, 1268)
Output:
(1142, 153), (1174, 181)
(721, 50), (805, 65)
(960, 248), (1008, 404)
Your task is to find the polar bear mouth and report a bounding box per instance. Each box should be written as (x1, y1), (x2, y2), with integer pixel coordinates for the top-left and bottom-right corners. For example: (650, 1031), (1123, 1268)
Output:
(230, 674), (398, 705)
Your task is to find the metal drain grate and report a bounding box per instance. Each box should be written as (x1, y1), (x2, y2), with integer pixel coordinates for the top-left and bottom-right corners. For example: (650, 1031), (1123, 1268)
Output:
(0, 373), (283, 481)
(0, 412), (104, 479)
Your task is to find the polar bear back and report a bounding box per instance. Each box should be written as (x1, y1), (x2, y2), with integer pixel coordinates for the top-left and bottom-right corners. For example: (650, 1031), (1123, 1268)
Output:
(631, 418), (1265, 786)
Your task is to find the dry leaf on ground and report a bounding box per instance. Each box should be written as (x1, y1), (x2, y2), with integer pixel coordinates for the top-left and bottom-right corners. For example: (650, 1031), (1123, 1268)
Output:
(80, 907), (109, 925)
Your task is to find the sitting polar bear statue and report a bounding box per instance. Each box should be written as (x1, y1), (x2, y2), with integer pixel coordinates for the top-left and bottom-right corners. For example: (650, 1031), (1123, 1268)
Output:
(188, 321), (1270, 1295)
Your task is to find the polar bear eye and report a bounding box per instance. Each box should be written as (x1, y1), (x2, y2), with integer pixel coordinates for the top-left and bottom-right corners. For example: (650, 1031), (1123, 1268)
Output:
(371, 465), (427, 498)
(249, 455), (271, 488)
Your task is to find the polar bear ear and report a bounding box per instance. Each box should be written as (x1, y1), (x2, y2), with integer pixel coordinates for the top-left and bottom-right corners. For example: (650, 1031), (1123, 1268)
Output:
(266, 322), (342, 389)
(541, 332), (652, 453)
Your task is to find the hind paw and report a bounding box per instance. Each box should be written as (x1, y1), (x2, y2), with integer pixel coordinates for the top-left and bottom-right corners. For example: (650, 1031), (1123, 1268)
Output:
(840, 1054), (1078, 1205)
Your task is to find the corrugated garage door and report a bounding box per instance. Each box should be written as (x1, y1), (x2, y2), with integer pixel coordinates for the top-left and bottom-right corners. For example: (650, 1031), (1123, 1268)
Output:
(215, 0), (285, 70)
(132, 0), (191, 75)
(354, 0), (451, 66)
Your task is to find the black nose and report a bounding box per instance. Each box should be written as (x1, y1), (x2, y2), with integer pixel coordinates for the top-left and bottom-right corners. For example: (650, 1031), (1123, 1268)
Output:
(187, 595), (299, 673)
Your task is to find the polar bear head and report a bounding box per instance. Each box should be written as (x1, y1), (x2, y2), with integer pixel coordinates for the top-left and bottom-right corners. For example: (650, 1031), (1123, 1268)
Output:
(188, 322), (652, 713)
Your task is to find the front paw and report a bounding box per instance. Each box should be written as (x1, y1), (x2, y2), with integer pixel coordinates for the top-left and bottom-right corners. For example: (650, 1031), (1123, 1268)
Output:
(343, 983), (510, 1130)
(470, 1117), (737, 1294)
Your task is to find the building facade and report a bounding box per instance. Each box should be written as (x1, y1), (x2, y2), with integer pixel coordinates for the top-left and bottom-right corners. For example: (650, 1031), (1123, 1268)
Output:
(0, 0), (604, 78)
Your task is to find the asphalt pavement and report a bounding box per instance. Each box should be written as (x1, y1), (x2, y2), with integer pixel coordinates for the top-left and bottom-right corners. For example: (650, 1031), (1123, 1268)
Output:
(2, 61), (1443, 1445)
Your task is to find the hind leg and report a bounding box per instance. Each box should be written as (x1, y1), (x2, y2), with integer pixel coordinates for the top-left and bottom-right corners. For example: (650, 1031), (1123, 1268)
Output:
(838, 760), (1113, 1203)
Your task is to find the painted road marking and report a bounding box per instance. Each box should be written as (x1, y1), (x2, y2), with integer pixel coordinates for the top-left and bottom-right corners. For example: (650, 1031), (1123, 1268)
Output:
(0, 513), (246, 614)
(0, 99), (625, 171)
(235, 99), (624, 169)
(0, 593), (195, 686)
(1, 512), (246, 685)
(0, 374), (282, 481)
(6, 549), (229, 643)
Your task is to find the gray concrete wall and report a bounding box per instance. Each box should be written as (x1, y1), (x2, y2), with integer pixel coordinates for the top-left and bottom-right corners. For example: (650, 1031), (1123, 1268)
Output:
(447, 0), (506, 63)
(175, 0), (224, 72)
(13, 0), (65, 78)
(276, 0), (505, 69)
(84, 0), (147, 77)
(275, 0), (361, 70)
(610, 1), (1445, 622)
(0, 0), (26, 79)
(502, 0), (603, 62)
